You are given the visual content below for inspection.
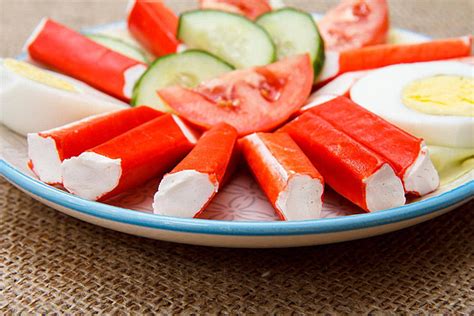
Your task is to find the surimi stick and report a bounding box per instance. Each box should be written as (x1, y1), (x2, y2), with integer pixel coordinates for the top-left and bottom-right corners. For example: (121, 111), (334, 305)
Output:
(240, 132), (324, 220)
(153, 123), (238, 218)
(26, 18), (147, 101)
(452, 56), (474, 64)
(313, 70), (369, 97)
(280, 113), (406, 212)
(127, 0), (180, 57)
(303, 55), (474, 114)
(300, 70), (368, 113)
(62, 114), (197, 201)
(310, 96), (439, 196)
(318, 36), (472, 82)
(28, 106), (162, 185)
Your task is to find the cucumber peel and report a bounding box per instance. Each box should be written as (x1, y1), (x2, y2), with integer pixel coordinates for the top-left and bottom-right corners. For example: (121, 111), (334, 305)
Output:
(178, 9), (276, 69)
(257, 8), (325, 78)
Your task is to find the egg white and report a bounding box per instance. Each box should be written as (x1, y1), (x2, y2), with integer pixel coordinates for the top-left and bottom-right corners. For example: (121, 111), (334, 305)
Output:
(0, 59), (127, 136)
(350, 61), (473, 148)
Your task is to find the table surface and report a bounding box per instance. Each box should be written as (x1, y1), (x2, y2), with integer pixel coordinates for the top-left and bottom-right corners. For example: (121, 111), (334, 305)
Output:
(1, 0), (473, 313)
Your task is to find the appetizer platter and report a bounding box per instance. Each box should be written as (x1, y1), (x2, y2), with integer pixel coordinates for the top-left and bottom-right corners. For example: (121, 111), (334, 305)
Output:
(1, 0), (472, 247)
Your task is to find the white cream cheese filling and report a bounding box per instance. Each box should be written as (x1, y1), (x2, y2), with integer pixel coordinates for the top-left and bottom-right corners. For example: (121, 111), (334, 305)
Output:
(61, 152), (122, 201)
(269, 0), (286, 9)
(245, 134), (323, 221)
(153, 170), (217, 218)
(276, 174), (323, 221)
(125, 0), (136, 16)
(123, 64), (147, 99)
(300, 94), (337, 112)
(315, 70), (367, 96)
(176, 43), (188, 53)
(22, 17), (47, 52)
(172, 115), (198, 144)
(403, 144), (440, 195)
(461, 35), (471, 46)
(365, 164), (406, 212)
(245, 133), (288, 182)
(317, 51), (340, 82)
(27, 133), (62, 184)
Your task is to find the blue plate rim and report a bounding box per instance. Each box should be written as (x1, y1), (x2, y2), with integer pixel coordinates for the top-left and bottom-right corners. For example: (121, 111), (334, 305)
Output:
(3, 20), (470, 237)
(1, 160), (472, 236)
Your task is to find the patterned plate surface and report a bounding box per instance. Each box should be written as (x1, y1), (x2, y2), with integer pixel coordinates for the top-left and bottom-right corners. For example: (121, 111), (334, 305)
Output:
(1, 20), (472, 247)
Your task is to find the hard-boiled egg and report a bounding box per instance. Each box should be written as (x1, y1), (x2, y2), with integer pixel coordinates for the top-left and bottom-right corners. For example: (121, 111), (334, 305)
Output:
(0, 58), (127, 135)
(350, 61), (473, 148)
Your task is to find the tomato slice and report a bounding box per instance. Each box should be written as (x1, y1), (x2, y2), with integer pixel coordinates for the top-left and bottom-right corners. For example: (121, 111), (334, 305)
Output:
(318, 0), (389, 51)
(157, 54), (313, 136)
(199, 0), (271, 20)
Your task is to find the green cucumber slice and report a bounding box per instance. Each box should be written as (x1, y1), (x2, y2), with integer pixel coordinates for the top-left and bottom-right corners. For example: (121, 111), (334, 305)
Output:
(256, 8), (325, 77)
(86, 34), (149, 64)
(178, 10), (275, 69)
(131, 50), (233, 112)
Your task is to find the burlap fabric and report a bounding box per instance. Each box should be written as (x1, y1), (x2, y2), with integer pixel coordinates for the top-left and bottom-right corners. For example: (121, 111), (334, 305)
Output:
(1, 0), (473, 313)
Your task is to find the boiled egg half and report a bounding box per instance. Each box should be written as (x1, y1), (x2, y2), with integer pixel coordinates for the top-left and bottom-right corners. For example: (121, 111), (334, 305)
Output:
(350, 60), (473, 148)
(0, 58), (127, 135)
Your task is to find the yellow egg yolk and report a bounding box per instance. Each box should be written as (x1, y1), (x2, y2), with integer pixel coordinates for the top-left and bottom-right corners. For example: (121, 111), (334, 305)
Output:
(4, 58), (77, 92)
(402, 75), (473, 117)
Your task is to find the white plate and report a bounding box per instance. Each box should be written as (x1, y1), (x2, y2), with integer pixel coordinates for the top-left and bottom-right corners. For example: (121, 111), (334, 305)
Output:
(1, 20), (472, 248)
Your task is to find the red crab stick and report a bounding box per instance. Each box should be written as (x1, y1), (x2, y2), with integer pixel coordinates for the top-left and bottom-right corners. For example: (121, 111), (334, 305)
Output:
(62, 114), (198, 201)
(310, 96), (440, 196)
(318, 36), (473, 82)
(127, 0), (180, 57)
(303, 55), (474, 114)
(300, 70), (369, 113)
(27, 106), (162, 185)
(26, 18), (147, 101)
(240, 132), (324, 220)
(153, 123), (238, 218)
(280, 113), (406, 212)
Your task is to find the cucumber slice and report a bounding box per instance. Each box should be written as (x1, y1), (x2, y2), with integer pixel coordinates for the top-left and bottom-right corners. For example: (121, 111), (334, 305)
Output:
(132, 50), (233, 112)
(257, 8), (325, 77)
(178, 10), (275, 69)
(86, 34), (149, 64)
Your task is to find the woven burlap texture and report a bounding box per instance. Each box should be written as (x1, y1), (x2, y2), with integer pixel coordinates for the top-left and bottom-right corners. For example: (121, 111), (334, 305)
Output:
(1, 0), (474, 313)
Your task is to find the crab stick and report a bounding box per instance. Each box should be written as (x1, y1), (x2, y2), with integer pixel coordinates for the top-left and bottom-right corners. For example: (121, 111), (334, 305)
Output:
(280, 113), (405, 212)
(25, 18), (147, 101)
(240, 132), (324, 220)
(62, 114), (197, 201)
(153, 123), (238, 218)
(310, 96), (439, 196)
(451, 56), (474, 64)
(318, 36), (472, 82)
(127, 0), (180, 57)
(303, 54), (474, 113)
(300, 70), (369, 113)
(27, 106), (162, 185)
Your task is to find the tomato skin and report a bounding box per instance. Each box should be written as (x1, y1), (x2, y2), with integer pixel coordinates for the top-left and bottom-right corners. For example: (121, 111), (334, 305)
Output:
(158, 54), (313, 136)
(318, 0), (389, 51)
(199, 0), (271, 20)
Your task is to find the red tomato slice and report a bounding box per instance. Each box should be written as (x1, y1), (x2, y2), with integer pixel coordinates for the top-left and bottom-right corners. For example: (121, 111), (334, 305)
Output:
(199, 0), (271, 20)
(318, 0), (389, 51)
(158, 54), (313, 136)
